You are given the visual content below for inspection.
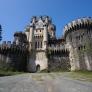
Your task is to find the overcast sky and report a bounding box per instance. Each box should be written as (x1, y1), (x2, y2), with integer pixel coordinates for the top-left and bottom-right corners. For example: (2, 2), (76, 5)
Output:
(0, 0), (92, 41)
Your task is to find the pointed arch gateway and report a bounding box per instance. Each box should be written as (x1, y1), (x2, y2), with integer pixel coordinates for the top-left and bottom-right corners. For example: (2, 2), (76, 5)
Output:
(36, 64), (40, 72)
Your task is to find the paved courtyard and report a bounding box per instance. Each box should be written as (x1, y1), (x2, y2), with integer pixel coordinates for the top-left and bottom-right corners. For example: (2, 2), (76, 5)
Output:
(0, 73), (92, 92)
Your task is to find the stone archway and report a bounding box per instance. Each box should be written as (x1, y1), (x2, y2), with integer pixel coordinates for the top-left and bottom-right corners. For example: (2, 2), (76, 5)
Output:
(36, 64), (40, 72)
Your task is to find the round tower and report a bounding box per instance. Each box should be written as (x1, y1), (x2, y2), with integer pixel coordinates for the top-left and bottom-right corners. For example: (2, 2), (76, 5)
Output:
(64, 17), (92, 71)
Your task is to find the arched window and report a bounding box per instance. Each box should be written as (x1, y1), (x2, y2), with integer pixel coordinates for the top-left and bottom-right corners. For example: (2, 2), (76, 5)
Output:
(35, 42), (37, 48)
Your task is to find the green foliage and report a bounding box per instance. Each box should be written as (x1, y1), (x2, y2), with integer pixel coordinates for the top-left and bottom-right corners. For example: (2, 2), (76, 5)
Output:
(40, 68), (70, 73)
(46, 50), (51, 58)
(0, 70), (23, 77)
(0, 65), (16, 72)
(40, 69), (48, 73)
(0, 64), (24, 76)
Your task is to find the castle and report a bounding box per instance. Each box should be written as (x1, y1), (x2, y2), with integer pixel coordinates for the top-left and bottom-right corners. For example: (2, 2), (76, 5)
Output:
(0, 16), (92, 72)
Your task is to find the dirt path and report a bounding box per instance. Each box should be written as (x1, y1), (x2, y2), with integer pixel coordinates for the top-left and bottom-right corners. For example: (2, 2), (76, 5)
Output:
(0, 73), (92, 92)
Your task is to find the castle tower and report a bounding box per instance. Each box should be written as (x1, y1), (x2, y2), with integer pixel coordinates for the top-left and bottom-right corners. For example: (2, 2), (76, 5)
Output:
(64, 17), (92, 71)
(25, 16), (56, 72)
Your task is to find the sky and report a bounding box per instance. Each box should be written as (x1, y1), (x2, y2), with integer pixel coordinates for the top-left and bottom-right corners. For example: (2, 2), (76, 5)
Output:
(0, 0), (92, 41)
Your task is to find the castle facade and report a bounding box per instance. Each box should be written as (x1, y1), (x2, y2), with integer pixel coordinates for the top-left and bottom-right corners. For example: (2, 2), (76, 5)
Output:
(0, 16), (92, 72)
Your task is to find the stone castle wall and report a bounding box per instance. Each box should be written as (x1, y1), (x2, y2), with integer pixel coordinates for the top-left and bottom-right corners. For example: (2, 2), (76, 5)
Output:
(0, 16), (92, 72)
(47, 47), (70, 71)
(0, 44), (28, 71)
(64, 17), (92, 71)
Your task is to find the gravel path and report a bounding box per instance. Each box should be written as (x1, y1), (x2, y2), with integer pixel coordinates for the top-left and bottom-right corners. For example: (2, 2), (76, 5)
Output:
(0, 73), (92, 92)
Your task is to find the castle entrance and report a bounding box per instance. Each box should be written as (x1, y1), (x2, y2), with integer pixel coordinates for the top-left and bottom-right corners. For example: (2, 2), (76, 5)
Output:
(36, 64), (40, 72)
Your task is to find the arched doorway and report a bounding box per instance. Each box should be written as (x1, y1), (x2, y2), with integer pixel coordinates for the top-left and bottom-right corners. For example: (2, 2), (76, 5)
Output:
(36, 64), (40, 72)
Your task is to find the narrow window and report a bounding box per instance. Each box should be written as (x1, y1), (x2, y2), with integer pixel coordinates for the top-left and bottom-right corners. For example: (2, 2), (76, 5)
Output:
(78, 46), (80, 50)
(41, 42), (42, 48)
(84, 45), (85, 49)
(38, 42), (39, 48)
(35, 42), (37, 48)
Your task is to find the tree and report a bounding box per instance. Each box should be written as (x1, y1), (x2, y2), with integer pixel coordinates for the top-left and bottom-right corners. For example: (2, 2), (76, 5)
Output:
(0, 25), (2, 41)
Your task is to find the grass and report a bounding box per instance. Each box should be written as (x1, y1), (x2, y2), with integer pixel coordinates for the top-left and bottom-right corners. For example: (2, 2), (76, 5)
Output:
(68, 71), (92, 82)
(40, 69), (70, 73)
(0, 67), (92, 82)
(0, 70), (24, 77)
(41, 69), (92, 82)
(31, 74), (44, 81)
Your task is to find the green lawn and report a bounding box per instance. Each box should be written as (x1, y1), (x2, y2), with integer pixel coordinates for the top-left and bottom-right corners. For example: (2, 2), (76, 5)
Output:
(0, 69), (92, 82)
(0, 70), (24, 77)
(68, 71), (92, 82)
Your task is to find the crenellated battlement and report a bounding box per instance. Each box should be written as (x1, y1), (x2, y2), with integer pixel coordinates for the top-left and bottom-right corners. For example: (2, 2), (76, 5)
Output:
(31, 16), (52, 24)
(0, 42), (28, 55)
(63, 17), (92, 37)
(0, 41), (29, 71)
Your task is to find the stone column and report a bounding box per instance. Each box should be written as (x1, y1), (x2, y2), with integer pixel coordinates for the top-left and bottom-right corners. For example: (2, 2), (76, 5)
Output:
(25, 31), (29, 41)
(43, 25), (48, 50)
(29, 26), (34, 50)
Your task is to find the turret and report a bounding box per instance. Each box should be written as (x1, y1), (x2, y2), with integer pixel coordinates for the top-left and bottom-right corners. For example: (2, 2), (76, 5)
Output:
(25, 25), (30, 41)
(48, 24), (56, 39)
(31, 16), (37, 24)
(63, 17), (92, 38)
(43, 16), (52, 24)
(63, 17), (92, 71)
(13, 32), (27, 46)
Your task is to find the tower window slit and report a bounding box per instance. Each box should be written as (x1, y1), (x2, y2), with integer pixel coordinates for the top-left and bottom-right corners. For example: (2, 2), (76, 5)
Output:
(38, 42), (39, 48)
(41, 42), (42, 48)
(35, 42), (37, 48)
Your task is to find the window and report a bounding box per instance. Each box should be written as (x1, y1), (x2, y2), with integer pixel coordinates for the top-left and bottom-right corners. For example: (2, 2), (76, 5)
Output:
(37, 42), (39, 48)
(78, 45), (86, 50)
(35, 42), (37, 48)
(83, 46), (85, 49)
(78, 46), (81, 50)
(81, 35), (83, 39)
(40, 42), (42, 48)
(35, 41), (43, 49)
